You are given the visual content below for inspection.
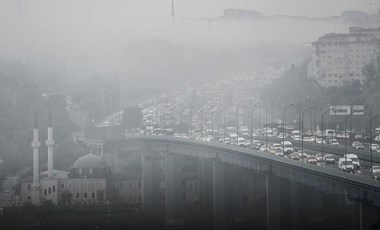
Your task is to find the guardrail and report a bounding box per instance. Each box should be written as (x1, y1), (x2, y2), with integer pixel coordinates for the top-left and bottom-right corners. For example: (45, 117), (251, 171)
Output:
(105, 135), (380, 192)
(251, 136), (380, 164)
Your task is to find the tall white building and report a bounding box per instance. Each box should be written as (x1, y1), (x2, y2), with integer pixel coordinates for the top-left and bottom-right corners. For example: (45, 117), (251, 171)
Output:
(308, 28), (380, 88)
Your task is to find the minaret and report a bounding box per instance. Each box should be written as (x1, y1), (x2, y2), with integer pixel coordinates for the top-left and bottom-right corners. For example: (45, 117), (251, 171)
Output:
(31, 109), (41, 205)
(46, 107), (55, 177)
(171, 0), (175, 18)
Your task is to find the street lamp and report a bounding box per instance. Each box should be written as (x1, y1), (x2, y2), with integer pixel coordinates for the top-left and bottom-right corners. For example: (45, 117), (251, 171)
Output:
(321, 107), (336, 161)
(370, 114), (380, 174)
(344, 110), (357, 165)
(301, 106), (316, 159)
(250, 102), (261, 146)
(369, 99), (380, 137)
(282, 103), (295, 152)
(314, 97), (329, 140)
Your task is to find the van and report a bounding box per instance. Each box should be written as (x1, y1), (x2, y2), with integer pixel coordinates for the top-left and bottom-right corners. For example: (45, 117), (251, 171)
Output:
(338, 158), (354, 172)
(343, 154), (360, 169)
(281, 141), (293, 154)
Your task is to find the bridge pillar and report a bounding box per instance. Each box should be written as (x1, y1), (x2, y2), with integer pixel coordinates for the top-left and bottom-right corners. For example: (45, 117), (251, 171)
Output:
(352, 201), (380, 230)
(164, 153), (185, 226)
(266, 175), (292, 230)
(142, 152), (162, 212)
(213, 160), (228, 230)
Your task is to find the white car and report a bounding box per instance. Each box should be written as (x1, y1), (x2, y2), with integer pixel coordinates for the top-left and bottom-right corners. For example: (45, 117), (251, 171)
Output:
(371, 165), (380, 173)
(338, 158), (354, 172)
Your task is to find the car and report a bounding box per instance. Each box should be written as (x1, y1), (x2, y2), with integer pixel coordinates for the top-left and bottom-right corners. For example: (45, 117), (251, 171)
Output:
(329, 139), (339, 146)
(354, 134), (363, 139)
(297, 151), (309, 159)
(306, 155), (318, 164)
(316, 138), (326, 144)
(372, 171), (380, 181)
(371, 143), (380, 151)
(338, 158), (354, 172)
(259, 145), (268, 152)
(371, 165), (380, 174)
(292, 135), (301, 141)
(315, 153), (323, 162)
(352, 141), (364, 150)
(277, 133), (286, 139)
(272, 143), (283, 150)
(303, 137), (312, 142)
(323, 154), (336, 164)
(288, 153), (300, 161)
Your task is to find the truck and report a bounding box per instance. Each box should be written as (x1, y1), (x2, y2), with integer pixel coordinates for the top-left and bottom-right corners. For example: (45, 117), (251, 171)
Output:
(338, 158), (354, 172)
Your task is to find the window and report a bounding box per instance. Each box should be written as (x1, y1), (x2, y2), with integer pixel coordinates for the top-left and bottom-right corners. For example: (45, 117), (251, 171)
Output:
(27, 196), (31, 200)
(27, 184), (31, 189)
(92, 192), (96, 199)
(61, 184), (64, 189)
(120, 182), (123, 188)
(48, 187), (51, 194)
(76, 192), (80, 198)
(44, 189), (47, 196)
(52, 186), (56, 192)
(79, 168), (82, 174)
(129, 182), (132, 188)
(84, 192), (88, 198)
(89, 168), (93, 174)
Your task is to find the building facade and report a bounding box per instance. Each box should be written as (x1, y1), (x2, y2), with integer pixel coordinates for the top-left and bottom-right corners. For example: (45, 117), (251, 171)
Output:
(308, 27), (380, 88)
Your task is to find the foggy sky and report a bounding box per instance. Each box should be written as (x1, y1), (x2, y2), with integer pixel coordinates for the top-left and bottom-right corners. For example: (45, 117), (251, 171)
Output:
(0, 0), (378, 19)
(0, 0), (377, 90)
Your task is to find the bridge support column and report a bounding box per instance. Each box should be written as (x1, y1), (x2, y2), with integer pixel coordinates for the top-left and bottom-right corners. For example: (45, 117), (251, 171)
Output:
(352, 201), (380, 230)
(266, 175), (292, 230)
(213, 160), (227, 230)
(164, 153), (184, 226)
(142, 152), (162, 212)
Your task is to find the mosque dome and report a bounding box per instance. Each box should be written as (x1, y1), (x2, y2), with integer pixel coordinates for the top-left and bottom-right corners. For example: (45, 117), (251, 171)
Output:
(72, 153), (106, 169)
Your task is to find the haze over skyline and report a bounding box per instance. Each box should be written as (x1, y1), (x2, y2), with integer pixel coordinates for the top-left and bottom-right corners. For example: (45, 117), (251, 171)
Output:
(0, 0), (378, 20)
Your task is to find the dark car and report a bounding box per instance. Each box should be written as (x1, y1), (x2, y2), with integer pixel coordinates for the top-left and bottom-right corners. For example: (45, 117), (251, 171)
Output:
(323, 154), (335, 164)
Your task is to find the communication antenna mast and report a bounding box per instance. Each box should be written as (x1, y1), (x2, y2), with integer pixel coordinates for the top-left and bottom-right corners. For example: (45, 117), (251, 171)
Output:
(171, 0), (175, 18)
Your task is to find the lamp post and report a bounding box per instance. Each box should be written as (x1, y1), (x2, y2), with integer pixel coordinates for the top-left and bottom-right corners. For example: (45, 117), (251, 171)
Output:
(301, 106), (316, 160)
(344, 110), (356, 166)
(282, 103), (295, 153)
(370, 114), (380, 174)
(265, 108), (268, 152)
(321, 107), (335, 161)
(369, 100), (380, 137)
(250, 102), (261, 146)
(314, 97), (329, 140)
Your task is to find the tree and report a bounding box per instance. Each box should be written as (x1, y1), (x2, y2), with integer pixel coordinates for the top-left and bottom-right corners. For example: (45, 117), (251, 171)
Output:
(61, 191), (73, 205)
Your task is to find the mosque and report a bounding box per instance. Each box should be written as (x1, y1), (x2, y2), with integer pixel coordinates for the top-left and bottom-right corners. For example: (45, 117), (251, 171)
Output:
(20, 110), (111, 206)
